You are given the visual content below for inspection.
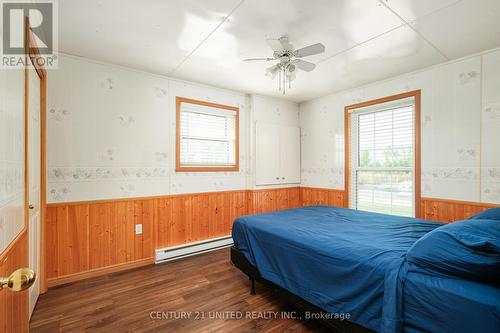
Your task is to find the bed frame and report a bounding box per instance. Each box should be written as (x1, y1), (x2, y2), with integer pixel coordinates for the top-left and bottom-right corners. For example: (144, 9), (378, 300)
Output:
(230, 246), (373, 333)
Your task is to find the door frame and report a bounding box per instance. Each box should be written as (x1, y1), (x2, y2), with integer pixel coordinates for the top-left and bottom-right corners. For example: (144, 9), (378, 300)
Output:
(344, 90), (421, 217)
(24, 17), (48, 295)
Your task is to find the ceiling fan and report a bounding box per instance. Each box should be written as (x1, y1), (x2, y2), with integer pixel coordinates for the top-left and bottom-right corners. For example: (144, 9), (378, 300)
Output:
(244, 36), (325, 94)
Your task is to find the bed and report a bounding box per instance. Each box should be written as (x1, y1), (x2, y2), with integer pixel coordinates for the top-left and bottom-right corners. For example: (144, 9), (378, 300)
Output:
(231, 205), (500, 333)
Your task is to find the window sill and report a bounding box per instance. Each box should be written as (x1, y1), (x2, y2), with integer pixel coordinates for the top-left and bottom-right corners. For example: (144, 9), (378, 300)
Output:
(175, 166), (239, 172)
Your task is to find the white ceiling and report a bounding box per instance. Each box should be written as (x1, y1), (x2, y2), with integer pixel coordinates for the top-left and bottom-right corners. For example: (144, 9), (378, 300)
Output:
(58, 0), (500, 102)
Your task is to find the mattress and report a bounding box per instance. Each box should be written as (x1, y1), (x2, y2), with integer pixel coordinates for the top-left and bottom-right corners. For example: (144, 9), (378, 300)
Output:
(403, 268), (500, 333)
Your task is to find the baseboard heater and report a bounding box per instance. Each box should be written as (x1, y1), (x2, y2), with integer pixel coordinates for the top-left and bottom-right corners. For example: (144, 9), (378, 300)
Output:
(155, 236), (234, 264)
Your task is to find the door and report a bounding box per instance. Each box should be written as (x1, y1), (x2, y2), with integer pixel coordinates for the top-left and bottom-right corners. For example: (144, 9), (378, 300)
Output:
(0, 63), (36, 333)
(0, 55), (31, 333)
(27, 67), (41, 317)
(280, 125), (301, 184)
(0, 21), (42, 333)
(255, 122), (281, 185)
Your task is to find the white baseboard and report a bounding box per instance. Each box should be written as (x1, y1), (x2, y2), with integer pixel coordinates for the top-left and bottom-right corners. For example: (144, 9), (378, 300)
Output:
(155, 236), (233, 264)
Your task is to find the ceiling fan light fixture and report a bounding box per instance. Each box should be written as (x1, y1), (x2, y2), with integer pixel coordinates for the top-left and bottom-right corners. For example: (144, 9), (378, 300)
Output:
(243, 36), (325, 95)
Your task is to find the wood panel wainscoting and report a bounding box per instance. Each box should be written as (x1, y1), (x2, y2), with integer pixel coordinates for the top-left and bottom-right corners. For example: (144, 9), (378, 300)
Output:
(156, 190), (249, 249)
(420, 197), (498, 222)
(45, 187), (302, 287)
(300, 187), (345, 207)
(44, 187), (498, 288)
(251, 187), (301, 214)
(0, 230), (29, 333)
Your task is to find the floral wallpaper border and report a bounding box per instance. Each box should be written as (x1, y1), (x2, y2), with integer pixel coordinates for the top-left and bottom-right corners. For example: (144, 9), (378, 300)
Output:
(421, 167), (480, 181)
(48, 166), (169, 182)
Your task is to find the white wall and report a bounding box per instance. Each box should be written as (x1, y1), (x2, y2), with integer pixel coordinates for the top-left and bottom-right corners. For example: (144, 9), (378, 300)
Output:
(0, 68), (25, 252)
(47, 54), (299, 203)
(300, 48), (500, 204)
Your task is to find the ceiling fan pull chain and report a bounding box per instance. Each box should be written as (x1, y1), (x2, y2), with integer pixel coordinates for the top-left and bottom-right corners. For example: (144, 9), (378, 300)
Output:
(283, 67), (286, 95)
(279, 68), (281, 91)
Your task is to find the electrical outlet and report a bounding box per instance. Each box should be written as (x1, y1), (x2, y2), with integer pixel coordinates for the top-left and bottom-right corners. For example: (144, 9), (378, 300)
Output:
(135, 224), (142, 235)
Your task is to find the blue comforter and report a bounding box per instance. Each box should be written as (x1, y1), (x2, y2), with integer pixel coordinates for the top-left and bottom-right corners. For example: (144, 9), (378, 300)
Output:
(232, 206), (443, 332)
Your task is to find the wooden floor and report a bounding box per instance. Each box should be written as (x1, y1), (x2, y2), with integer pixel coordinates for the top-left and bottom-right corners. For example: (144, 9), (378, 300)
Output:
(30, 248), (329, 333)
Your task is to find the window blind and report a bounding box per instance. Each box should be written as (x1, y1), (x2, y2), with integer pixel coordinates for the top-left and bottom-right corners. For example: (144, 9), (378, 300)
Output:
(351, 102), (414, 217)
(179, 102), (237, 168)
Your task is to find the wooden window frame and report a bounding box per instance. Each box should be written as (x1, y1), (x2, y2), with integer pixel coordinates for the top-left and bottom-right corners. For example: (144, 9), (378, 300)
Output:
(344, 90), (421, 217)
(175, 97), (240, 172)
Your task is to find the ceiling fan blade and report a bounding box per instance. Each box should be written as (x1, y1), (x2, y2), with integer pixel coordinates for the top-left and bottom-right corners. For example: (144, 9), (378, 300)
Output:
(266, 38), (284, 53)
(293, 59), (316, 72)
(243, 57), (275, 62)
(279, 37), (294, 52)
(294, 43), (325, 58)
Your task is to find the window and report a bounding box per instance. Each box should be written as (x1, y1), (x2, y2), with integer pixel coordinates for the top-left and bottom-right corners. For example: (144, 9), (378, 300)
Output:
(346, 92), (420, 217)
(176, 97), (239, 172)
